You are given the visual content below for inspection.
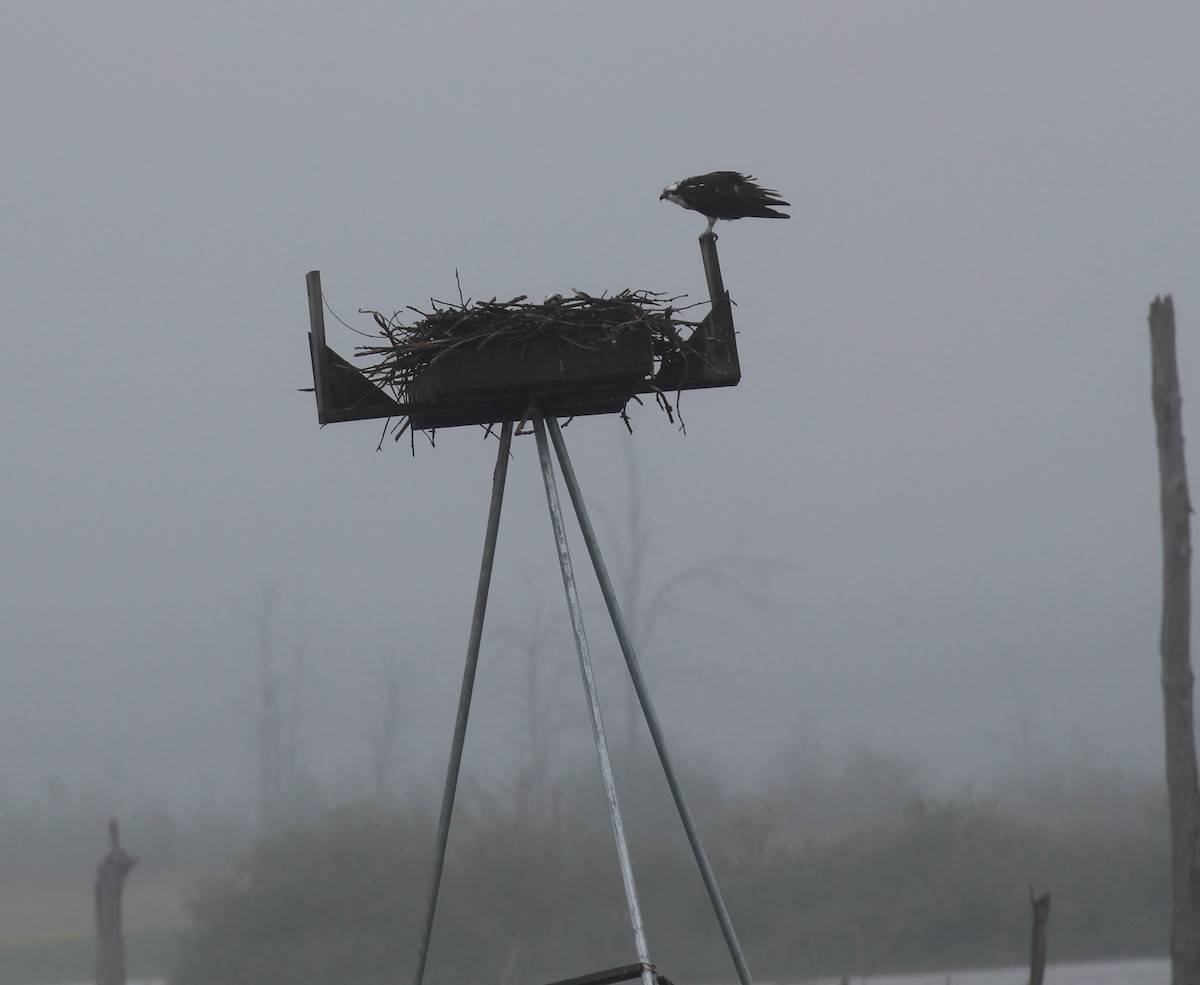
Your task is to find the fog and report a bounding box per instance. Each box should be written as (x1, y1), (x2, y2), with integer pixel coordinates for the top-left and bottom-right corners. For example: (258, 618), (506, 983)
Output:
(2, 3), (1198, 821)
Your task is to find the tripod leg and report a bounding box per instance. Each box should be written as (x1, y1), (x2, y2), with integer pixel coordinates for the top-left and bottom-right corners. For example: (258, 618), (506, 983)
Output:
(413, 421), (513, 985)
(534, 415), (656, 985)
(544, 415), (755, 985)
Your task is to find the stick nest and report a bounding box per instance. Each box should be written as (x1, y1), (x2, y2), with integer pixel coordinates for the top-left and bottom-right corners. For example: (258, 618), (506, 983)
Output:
(354, 289), (702, 398)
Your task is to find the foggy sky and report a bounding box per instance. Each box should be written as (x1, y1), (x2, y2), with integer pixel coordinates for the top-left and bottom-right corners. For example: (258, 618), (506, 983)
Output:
(3, 3), (1199, 814)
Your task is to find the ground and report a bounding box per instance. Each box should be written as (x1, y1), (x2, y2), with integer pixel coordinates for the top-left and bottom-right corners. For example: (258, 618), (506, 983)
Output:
(1, 870), (192, 940)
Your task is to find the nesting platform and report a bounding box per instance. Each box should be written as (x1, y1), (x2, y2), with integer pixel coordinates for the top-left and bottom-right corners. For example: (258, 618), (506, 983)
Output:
(303, 238), (756, 985)
(305, 235), (740, 431)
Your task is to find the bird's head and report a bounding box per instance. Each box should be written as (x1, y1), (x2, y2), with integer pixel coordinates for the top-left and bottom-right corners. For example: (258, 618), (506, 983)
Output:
(659, 181), (680, 204)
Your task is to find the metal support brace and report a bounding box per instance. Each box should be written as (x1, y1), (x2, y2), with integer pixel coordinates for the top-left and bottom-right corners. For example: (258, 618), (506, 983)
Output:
(534, 415), (657, 985)
(412, 421), (513, 985)
(412, 416), (753, 985)
(545, 415), (755, 985)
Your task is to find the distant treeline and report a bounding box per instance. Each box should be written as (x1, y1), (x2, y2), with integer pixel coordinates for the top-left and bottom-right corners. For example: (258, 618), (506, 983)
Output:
(0, 747), (1168, 983)
(0, 744), (1161, 881)
(0, 782), (248, 882)
(171, 793), (1167, 985)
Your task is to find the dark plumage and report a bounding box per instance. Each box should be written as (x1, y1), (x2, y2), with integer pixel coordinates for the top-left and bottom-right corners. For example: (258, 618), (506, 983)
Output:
(659, 171), (790, 235)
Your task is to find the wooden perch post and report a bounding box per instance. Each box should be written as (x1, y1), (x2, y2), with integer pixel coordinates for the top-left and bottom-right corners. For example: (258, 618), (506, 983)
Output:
(1027, 887), (1050, 985)
(95, 818), (137, 985)
(1148, 295), (1200, 985)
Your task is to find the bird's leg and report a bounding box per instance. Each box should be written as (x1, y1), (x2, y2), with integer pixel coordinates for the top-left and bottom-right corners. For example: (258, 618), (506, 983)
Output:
(705, 216), (717, 237)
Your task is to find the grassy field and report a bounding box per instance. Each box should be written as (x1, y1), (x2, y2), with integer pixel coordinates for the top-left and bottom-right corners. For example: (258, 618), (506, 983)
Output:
(0, 868), (198, 985)
(0, 927), (179, 985)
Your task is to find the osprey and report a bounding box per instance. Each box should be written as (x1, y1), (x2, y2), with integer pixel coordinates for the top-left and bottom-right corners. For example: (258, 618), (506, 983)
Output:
(660, 171), (790, 235)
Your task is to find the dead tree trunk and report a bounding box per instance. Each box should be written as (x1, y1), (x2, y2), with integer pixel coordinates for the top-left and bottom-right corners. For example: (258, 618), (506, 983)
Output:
(1027, 887), (1050, 985)
(1148, 294), (1200, 985)
(95, 818), (137, 985)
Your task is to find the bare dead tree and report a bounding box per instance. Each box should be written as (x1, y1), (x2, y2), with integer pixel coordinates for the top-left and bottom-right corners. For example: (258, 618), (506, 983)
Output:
(602, 444), (786, 768)
(95, 818), (137, 985)
(1148, 294), (1200, 985)
(246, 588), (310, 833)
(1027, 886), (1050, 985)
(367, 652), (406, 804)
(494, 447), (784, 826)
(1001, 666), (1036, 801)
(497, 567), (582, 822)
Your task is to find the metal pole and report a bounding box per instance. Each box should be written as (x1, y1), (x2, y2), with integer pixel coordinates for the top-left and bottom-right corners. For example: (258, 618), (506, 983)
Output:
(545, 415), (755, 985)
(412, 421), (513, 985)
(533, 415), (656, 985)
